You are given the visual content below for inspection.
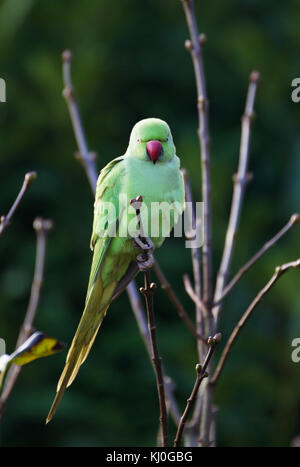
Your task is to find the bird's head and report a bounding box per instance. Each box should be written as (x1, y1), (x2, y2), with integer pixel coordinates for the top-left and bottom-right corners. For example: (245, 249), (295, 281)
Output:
(126, 118), (176, 164)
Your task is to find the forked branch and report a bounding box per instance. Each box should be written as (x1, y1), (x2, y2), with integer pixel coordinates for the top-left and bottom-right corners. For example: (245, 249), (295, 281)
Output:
(214, 213), (299, 306)
(174, 333), (221, 447)
(211, 258), (300, 385)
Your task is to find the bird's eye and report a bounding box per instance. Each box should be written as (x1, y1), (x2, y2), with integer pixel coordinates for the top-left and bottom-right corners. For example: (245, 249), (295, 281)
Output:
(166, 138), (169, 142)
(137, 139), (141, 143)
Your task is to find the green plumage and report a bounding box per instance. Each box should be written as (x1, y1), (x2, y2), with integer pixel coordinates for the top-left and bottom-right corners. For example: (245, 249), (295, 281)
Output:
(46, 118), (185, 423)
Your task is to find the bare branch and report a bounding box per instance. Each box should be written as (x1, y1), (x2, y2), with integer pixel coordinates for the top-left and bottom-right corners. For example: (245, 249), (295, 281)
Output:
(127, 279), (151, 350)
(211, 258), (300, 385)
(213, 71), (260, 321)
(183, 274), (209, 321)
(131, 196), (168, 446)
(140, 277), (169, 447)
(153, 261), (205, 342)
(181, 168), (207, 359)
(181, 0), (213, 308)
(62, 50), (98, 192)
(173, 333), (221, 447)
(0, 218), (53, 419)
(127, 279), (181, 426)
(214, 213), (300, 306)
(0, 172), (37, 236)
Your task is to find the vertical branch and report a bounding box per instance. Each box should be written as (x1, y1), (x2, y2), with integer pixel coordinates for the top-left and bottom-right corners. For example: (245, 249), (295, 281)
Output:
(140, 275), (169, 447)
(127, 279), (152, 352)
(181, 0), (215, 448)
(127, 279), (181, 426)
(0, 218), (53, 419)
(131, 196), (168, 446)
(16, 218), (53, 346)
(181, 0), (213, 312)
(182, 168), (205, 359)
(213, 71), (260, 321)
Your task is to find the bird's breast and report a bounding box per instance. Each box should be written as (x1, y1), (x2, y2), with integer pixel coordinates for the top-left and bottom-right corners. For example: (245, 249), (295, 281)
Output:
(119, 158), (184, 247)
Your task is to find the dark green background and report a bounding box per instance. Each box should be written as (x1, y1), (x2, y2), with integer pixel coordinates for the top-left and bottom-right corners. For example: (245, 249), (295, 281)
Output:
(0, 0), (299, 447)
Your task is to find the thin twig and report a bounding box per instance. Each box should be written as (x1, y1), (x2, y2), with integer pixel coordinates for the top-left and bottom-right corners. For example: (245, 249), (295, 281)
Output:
(183, 273), (208, 319)
(182, 168), (206, 358)
(62, 50), (98, 191)
(140, 276), (169, 447)
(211, 258), (300, 385)
(213, 71), (260, 321)
(127, 279), (152, 351)
(0, 218), (53, 419)
(127, 280), (181, 426)
(153, 261), (205, 342)
(181, 0), (213, 309)
(214, 213), (300, 306)
(0, 172), (37, 236)
(174, 333), (221, 447)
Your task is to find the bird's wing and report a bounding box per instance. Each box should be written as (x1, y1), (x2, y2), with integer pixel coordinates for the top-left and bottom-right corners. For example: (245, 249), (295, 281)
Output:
(87, 156), (126, 297)
(46, 156), (126, 423)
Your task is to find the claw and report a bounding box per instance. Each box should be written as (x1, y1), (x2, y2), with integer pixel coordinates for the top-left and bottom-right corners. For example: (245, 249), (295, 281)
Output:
(137, 251), (154, 271)
(132, 235), (154, 251)
(130, 195), (155, 272)
(145, 237), (154, 250)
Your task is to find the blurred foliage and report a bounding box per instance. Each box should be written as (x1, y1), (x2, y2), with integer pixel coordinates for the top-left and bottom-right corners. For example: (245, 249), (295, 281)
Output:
(0, 0), (299, 447)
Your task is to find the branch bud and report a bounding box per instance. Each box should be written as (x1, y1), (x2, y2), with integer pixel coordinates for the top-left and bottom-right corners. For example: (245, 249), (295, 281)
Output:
(62, 49), (72, 63)
(199, 33), (207, 45)
(33, 217), (54, 233)
(213, 332), (222, 343)
(250, 70), (260, 83)
(291, 213), (300, 224)
(184, 39), (192, 51)
(24, 171), (37, 186)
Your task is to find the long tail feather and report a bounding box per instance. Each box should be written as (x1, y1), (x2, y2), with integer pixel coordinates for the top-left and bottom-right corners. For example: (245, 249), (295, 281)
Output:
(46, 277), (116, 424)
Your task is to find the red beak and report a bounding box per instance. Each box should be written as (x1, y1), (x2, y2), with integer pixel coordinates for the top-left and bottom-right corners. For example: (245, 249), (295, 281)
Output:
(146, 140), (162, 164)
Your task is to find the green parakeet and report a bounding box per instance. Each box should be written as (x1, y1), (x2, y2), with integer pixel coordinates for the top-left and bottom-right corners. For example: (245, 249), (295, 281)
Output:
(46, 118), (185, 423)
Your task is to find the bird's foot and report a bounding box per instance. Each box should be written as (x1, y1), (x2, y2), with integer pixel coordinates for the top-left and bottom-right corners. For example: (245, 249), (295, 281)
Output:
(136, 250), (154, 271)
(132, 235), (154, 271)
(130, 195), (155, 271)
(132, 235), (154, 251)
